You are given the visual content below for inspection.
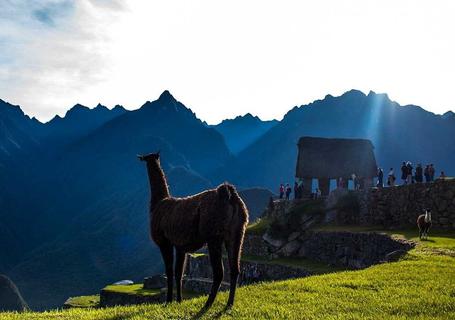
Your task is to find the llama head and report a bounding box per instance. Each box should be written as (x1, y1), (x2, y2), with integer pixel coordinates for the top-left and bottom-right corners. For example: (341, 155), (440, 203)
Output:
(137, 151), (160, 163)
(425, 209), (432, 223)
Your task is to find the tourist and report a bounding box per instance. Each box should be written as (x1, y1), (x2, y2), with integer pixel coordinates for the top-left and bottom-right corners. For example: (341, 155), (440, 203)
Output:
(294, 181), (299, 199)
(429, 164), (435, 181)
(387, 168), (395, 187)
(439, 171), (446, 180)
(338, 177), (344, 188)
(279, 184), (284, 199)
(401, 162), (407, 185)
(285, 183), (292, 200)
(406, 162), (413, 184)
(424, 165), (431, 183)
(415, 164), (423, 183)
(377, 167), (384, 188)
(351, 173), (357, 190)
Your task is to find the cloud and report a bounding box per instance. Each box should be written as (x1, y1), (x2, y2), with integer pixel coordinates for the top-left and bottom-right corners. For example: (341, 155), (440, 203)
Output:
(0, 0), (127, 120)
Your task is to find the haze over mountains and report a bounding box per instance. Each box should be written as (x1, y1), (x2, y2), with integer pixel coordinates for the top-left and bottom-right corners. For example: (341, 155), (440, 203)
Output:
(0, 90), (454, 309)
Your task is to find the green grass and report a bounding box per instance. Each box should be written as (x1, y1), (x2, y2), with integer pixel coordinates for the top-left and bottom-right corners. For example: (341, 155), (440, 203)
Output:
(2, 233), (454, 319)
(102, 284), (160, 296)
(247, 217), (271, 235)
(63, 295), (99, 308)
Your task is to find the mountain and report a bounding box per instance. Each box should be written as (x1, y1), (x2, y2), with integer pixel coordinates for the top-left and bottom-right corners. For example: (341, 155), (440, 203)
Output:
(1, 90), (233, 310)
(0, 275), (28, 312)
(212, 114), (278, 154)
(42, 103), (126, 146)
(0, 99), (43, 168)
(238, 188), (275, 221)
(215, 90), (455, 191)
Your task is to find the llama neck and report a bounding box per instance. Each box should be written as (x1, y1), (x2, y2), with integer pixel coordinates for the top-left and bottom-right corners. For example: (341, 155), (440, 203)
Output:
(145, 161), (170, 211)
(425, 212), (431, 223)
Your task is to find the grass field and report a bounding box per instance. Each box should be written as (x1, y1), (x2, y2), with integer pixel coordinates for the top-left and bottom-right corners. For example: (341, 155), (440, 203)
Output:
(1, 233), (454, 319)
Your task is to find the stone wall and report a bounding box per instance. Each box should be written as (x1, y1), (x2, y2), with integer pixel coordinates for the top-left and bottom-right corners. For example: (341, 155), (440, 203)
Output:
(296, 231), (414, 269)
(357, 179), (455, 229)
(186, 255), (310, 284)
(245, 231), (414, 269)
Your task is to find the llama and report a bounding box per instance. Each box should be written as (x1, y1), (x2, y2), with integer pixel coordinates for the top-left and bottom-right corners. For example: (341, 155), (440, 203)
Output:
(138, 152), (248, 309)
(417, 209), (432, 240)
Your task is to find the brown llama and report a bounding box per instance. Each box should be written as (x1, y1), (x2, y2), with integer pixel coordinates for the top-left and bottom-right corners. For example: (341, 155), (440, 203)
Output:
(138, 152), (248, 309)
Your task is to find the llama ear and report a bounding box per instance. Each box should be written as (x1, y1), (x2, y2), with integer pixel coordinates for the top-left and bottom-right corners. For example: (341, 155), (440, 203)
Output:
(137, 154), (144, 161)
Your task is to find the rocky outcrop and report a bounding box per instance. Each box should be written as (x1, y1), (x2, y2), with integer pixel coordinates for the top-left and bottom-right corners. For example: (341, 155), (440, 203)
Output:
(358, 179), (455, 229)
(0, 275), (28, 312)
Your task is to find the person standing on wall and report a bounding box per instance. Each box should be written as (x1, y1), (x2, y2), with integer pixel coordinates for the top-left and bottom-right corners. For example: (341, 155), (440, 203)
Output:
(424, 165), (431, 183)
(429, 164), (435, 182)
(406, 161), (413, 184)
(388, 168), (395, 187)
(285, 183), (292, 200)
(415, 164), (423, 183)
(401, 162), (408, 185)
(279, 184), (284, 199)
(377, 167), (384, 188)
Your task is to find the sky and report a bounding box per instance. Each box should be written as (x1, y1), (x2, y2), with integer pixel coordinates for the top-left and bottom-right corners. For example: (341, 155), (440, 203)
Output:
(0, 0), (454, 124)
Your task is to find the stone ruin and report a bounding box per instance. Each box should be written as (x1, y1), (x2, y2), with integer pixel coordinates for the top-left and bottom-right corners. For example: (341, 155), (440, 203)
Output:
(296, 136), (378, 196)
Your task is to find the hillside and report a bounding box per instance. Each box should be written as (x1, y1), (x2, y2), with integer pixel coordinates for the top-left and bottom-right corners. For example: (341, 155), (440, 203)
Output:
(212, 114), (278, 154)
(216, 90), (455, 190)
(1, 234), (454, 319)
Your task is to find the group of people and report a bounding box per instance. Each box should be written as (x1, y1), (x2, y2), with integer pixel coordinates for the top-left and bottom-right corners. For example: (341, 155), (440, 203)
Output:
(279, 183), (293, 200)
(377, 162), (446, 188)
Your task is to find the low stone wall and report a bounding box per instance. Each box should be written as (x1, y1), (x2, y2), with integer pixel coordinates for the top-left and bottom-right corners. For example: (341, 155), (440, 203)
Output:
(296, 231), (414, 269)
(186, 255), (310, 284)
(357, 179), (455, 229)
(246, 230), (414, 269)
(183, 278), (230, 293)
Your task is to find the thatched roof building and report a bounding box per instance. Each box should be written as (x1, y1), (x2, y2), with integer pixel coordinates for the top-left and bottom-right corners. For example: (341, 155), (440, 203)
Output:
(296, 137), (377, 179)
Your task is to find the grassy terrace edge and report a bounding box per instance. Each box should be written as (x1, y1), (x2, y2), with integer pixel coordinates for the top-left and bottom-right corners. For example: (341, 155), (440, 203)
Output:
(1, 235), (454, 320)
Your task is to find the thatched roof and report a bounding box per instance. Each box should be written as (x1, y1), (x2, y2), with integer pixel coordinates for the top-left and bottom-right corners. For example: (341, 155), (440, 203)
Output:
(296, 137), (377, 179)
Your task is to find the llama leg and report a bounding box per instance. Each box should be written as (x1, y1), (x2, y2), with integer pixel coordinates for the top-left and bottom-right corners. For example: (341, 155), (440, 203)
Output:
(159, 244), (174, 303)
(204, 239), (224, 309)
(225, 233), (243, 308)
(174, 249), (187, 303)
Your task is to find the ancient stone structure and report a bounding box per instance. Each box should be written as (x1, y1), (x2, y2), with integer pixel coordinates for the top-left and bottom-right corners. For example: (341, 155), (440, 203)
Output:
(186, 255), (311, 284)
(357, 179), (455, 229)
(244, 231), (414, 269)
(295, 137), (377, 196)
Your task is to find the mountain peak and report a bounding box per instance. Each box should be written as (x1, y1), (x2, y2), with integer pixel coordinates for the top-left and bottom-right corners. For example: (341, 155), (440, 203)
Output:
(158, 90), (175, 102)
(95, 103), (108, 111)
(66, 104), (89, 116)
